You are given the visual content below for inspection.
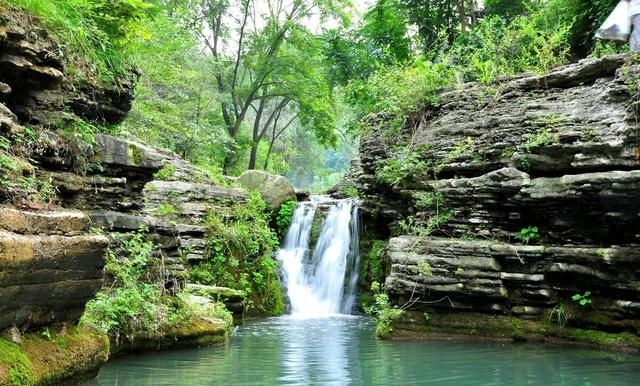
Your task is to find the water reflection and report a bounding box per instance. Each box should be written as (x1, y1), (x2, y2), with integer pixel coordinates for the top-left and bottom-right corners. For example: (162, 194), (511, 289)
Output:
(83, 316), (640, 386)
(278, 316), (350, 385)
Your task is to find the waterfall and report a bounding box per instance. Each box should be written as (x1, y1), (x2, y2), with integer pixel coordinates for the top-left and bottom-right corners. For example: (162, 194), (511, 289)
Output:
(277, 196), (360, 317)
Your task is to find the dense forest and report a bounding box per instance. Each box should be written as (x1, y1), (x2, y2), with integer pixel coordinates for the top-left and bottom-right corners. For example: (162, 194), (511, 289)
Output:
(0, 0), (628, 190)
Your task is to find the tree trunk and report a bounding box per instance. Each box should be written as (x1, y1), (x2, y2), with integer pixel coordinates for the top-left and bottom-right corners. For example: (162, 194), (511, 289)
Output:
(457, 0), (467, 33)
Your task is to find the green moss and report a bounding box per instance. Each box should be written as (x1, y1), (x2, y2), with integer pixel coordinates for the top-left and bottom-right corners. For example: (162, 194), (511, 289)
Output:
(0, 325), (109, 386)
(155, 202), (178, 218)
(557, 329), (640, 350)
(153, 163), (176, 181)
(21, 326), (109, 386)
(111, 316), (231, 356)
(0, 338), (33, 386)
(129, 144), (143, 165)
(309, 214), (324, 250)
(393, 311), (640, 352)
(359, 238), (388, 287)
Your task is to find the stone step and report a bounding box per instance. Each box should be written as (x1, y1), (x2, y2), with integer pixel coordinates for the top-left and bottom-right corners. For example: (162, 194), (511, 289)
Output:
(0, 207), (90, 235)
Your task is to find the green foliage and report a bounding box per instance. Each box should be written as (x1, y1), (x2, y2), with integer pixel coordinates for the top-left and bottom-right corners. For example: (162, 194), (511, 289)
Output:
(122, 7), (234, 170)
(448, 11), (571, 82)
(397, 210), (454, 238)
(40, 328), (51, 341)
(375, 146), (432, 187)
(398, 0), (478, 49)
(199, 0), (352, 172)
(414, 191), (446, 211)
(0, 338), (32, 386)
(194, 193), (284, 315)
(361, 239), (388, 285)
(340, 183), (360, 198)
(81, 225), (210, 342)
(276, 200), (298, 238)
(321, 29), (379, 87)
(153, 163), (176, 181)
(417, 260), (432, 278)
(0, 135), (61, 204)
(81, 226), (157, 339)
(395, 188), (453, 237)
(347, 0), (579, 134)
(363, 281), (404, 339)
(485, 0), (531, 19)
(526, 115), (562, 147)
(3, 0), (157, 82)
(516, 225), (540, 244)
(549, 303), (570, 328)
(572, 291), (592, 306)
(155, 202), (177, 218)
(346, 58), (451, 125)
(53, 112), (102, 144)
(360, 0), (412, 65)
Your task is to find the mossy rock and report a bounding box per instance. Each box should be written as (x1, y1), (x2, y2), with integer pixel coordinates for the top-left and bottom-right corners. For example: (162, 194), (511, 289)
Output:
(128, 143), (143, 165)
(393, 311), (640, 353)
(0, 337), (32, 386)
(110, 316), (231, 357)
(0, 325), (109, 386)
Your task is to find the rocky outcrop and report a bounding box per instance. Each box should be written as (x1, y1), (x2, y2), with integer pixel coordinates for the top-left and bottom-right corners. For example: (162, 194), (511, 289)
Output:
(355, 54), (640, 345)
(0, 6), (288, 385)
(387, 237), (640, 322)
(0, 208), (108, 331)
(143, 180), (248, 265)
(0, 10), (136, 125)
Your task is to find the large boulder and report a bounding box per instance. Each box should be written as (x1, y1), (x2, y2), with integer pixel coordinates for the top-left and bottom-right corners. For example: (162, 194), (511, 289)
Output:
(236, 170), (296, 210)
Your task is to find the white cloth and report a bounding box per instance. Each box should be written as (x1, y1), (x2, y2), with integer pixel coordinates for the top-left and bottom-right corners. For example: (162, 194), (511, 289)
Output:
(632, 14), (640, 51)
(630, 0), (640, 16)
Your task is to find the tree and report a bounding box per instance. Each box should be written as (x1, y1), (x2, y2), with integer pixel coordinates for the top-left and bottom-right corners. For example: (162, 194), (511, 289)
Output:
(484, 0), (531, 19)
(360, 0), (412, 64)
(198, 0), (352, 173)
(122, 1), (232, 172)
(399, 0), (479, 50)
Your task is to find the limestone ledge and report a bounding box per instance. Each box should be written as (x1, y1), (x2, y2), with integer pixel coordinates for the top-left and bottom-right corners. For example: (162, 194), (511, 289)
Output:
(392, 311), (640, 353)
(0, 208), (108, 332)
(386, 236), (640, 329)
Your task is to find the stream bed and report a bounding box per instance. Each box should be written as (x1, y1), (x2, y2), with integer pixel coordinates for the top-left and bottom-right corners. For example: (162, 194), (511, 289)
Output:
(83, 315), (640, 386)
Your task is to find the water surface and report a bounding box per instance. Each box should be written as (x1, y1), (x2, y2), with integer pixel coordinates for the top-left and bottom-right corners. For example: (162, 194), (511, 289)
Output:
(83, 316), (640, 386)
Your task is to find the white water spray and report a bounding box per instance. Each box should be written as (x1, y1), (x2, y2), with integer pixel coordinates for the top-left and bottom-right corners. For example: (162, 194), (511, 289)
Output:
(277, 196), (360, 317)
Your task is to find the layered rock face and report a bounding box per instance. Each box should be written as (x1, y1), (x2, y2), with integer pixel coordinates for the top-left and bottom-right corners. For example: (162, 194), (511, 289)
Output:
(0, 7), (246, 334)
(355, 54), (640, 340)
(0, 208), (108, 331)
(0, 10), (136, 125)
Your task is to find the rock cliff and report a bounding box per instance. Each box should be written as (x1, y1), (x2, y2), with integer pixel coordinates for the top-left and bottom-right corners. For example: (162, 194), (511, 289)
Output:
(354, 54), (640, 348)
(0, 8), (292, 385)
(0, 9), (136, 126)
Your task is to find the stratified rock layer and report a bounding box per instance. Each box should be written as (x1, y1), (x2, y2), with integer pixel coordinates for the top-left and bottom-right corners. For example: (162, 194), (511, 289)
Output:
(0, 11), (136, 125)
(354, 54), (640, 341)
(0, 208), (108, 331)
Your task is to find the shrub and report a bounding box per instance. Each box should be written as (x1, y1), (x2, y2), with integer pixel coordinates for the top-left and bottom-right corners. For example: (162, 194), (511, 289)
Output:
(195, 192), (285, 315)
(363, 281), (404, 339)
(275, 200), (298, 238)
(516, 225), (540, 244)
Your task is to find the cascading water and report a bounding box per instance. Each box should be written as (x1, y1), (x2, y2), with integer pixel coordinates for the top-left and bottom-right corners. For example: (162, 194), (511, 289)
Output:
(276, 196), (360, 317)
